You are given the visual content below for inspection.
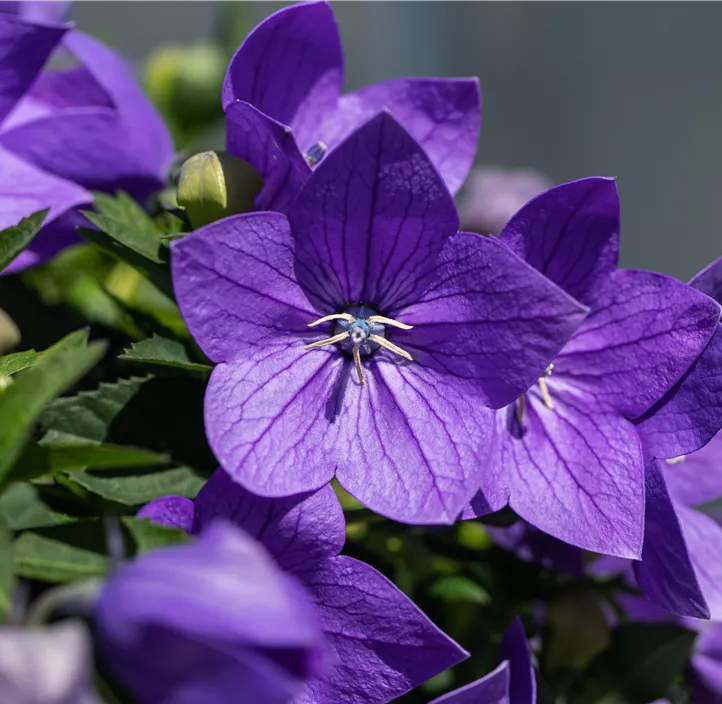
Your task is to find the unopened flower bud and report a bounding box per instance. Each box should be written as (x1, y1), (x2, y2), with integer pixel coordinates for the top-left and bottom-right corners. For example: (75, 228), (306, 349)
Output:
(176, 151), (263, 229)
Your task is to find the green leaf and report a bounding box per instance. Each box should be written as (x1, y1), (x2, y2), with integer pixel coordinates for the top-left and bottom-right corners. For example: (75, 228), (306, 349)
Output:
(0, 518), (13, 622)
(83, 192), (166, 264)
(0, 340), (107, 483)
(428, 575), (491, 605)
(0, 209), (48, 272)
(122, 516), (190, 552)
(0, 483), (75, 531)
(40, 376), (150, 442)
(0, 329), (88, 378)
(119, 335), (212, 373)
(569, 623), (697, 704)
(71, 465), (205, 505)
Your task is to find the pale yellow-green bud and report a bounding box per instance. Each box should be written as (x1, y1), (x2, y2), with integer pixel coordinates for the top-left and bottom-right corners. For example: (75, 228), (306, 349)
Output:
(176, 151), (263, 229)
(0, 308), (19, 355)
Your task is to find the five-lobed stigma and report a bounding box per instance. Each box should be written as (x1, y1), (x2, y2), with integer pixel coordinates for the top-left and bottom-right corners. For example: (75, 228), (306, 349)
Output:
(304, 307), (413, 388)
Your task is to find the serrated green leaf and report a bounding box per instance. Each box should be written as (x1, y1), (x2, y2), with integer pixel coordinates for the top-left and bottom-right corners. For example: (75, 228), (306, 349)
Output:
(569, 623), (697, 704)
(0, 209), (49, 272)
(83, 192), (166, 264)
(428, 575), (491, 605)
(0, 329), (88, 378)
(0, 483), (75, 531)
(119, 335), (212, 373)
(71, 465), (204, 505)
(40, 376), (150, 442)
(0, 341), (107, 483)
(0, 518), (13, 622)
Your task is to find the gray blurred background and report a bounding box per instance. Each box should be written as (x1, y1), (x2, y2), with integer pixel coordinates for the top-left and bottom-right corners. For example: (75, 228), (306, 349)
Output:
(73, 2), (722, 281)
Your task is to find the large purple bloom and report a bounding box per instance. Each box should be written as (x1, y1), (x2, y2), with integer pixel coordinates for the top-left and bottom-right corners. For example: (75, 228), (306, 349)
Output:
(140, 470), (469, 704)
(465, 177), (721, 559)
(0, 15), (172, 273)
(172, 111), (587, 524)
(222, 1), (480, 212)
(430, 618), (535, 704)
(94, 520), (325, 704)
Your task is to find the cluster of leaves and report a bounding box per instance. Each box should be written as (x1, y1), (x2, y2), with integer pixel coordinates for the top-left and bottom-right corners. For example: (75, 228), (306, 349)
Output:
(0, 193), (700, 703)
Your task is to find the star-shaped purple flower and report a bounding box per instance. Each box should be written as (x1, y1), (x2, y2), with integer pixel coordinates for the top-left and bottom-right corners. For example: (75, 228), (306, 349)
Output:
(222, 1), (481, 212)
(172, 111), (587, 524)
(430, 618), (535, 704)
(95, 519), (325, 704)
(139, 470), (469, 703)
(0, 14), (173, 273)
(465, 177), (722, 558)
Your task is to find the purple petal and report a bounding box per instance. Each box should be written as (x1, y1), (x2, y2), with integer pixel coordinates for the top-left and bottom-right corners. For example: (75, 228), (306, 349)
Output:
(225, 100), (310, 212)
(289, 110), (459, 313)
(459, 166), (553, 236)
(661, 431), (722, 509)
(499, 617), (536, 704)
(633, 459), (709, 619)
(136, 496), (195, 533)
(320, 78), (481, 194)
(690, 256), (722, 304)
(555, 269), (721, 419)
(0, 14), (66, 125)
(692, 625), (722, 702)
(499, 177), (619, 305)
(496, 388), (645, 558)
(429, 662), (510, 704)
(335, 359), (496, 524)
(222, 0), (342, 152)
(0, 31), (172, 198)
(0, 1), (69, 23)
(171, 211), (317, 364)
(296, 555), (468, 703)
(193, 469), (345, 571)
(393, 233), (588, 409)
(675, 505), (722, 620)
(95, 520), (324, 704)
(635, 325), (722, 458)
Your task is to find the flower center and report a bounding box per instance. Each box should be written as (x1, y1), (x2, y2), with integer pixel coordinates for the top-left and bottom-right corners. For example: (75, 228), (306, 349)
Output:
(304, 142), (328, 167)
(303, 305), (414, 388)
(517, 364), (555, 421)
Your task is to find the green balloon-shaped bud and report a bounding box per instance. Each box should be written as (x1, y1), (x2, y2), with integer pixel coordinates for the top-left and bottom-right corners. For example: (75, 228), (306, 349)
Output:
(177, 151), (263, 229)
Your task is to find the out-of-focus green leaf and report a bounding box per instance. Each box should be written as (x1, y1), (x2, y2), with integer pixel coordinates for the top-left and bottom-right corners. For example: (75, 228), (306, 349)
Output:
(119, 335), (212, 373)
(123, 516), (190, 552)
(0, 329), (88, 378)
(429, 575), (491, 605)
(0, 340), (106, 483)
(569, 623), (697, 704)
(0, 483), (75, 531)
(40, 376), (150, 442)
(71, 465), (204, 505)
(0, 209), (48, 272)
(0, 518), (13, 622)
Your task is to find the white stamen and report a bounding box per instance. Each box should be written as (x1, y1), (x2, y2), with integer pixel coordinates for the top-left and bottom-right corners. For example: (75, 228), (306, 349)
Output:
(304, 331), (350, 350)
(369, 334), (413, 362)
(307, 313), (355, 328)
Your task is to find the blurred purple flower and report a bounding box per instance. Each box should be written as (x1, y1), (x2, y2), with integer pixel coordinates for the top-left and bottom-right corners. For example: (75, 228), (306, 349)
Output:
(222, 1), (481, 212)
(465, 177), (722, 560)
(0, 620), (100, 703)
(430, 618), (535, 704)
(95, 520), (325, 704)
(140, 470), (469, 704)
(459, 166), (553, 236)
(0, 1), (69, 23)
(0, 13), (172, 273)
(172, 111), (586, 524)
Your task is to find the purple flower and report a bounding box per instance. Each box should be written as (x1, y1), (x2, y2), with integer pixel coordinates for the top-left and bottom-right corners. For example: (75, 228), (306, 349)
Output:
(430, 618), (535, 704)
(140, 470), (469, 703)
(459, 166), (553, 236)
(0, 621), (100, 703)
(222, 1), (481, 212)
(172, 111), (587, 524)
(465, 177), (721, 558)
(0, 15), (173, 273)
(94, 520), (325, 704)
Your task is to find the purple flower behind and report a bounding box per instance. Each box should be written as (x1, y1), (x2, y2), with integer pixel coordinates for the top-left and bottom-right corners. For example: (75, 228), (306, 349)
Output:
(222, 1), (481, 211)
(430, 618), (535, 704)
(0, 12), (173, 273)
(140, 470), (469, 704)
(459, 166), (553, 236)
(95, 519), (325, 704)
(172, 111), (587, 525)
(465, 177), (722, 560)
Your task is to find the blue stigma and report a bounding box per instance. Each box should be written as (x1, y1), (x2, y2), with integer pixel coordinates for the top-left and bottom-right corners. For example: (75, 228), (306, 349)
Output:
(335, 306), (385, 356)
(304, 142), (328, 167)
